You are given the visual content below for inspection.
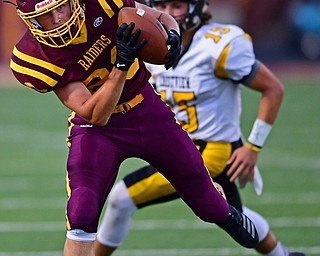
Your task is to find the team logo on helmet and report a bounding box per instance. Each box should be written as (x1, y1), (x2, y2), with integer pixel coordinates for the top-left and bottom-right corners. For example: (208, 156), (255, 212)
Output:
(35, 0), (56, 11)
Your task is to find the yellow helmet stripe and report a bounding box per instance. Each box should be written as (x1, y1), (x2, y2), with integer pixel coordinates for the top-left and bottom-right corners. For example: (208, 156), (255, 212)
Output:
(12, 46), (65, 76)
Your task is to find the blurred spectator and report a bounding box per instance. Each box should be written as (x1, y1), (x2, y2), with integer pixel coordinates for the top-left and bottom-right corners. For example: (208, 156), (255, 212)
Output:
(209, 0), (292, 61)
(288, 0), (320, 60)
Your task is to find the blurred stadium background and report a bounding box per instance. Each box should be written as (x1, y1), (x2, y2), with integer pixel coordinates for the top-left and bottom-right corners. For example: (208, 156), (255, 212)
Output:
(0, 0), (319, 255)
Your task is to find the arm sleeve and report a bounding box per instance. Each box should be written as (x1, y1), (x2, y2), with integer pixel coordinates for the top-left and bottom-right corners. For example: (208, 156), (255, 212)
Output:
(237, 59), (261, 86)
(216, 34), (257, 83)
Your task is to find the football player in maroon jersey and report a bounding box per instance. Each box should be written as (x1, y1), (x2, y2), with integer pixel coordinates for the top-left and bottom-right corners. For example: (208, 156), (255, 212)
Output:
(11, 0), (259, 255)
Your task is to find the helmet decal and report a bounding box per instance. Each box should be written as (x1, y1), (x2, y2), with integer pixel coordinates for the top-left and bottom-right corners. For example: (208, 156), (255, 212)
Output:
(35, 0), (57, 11)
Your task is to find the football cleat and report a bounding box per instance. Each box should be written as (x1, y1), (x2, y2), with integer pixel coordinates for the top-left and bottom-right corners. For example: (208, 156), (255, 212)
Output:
(289, 252), (306, 256)
(217, 204), (259, 248)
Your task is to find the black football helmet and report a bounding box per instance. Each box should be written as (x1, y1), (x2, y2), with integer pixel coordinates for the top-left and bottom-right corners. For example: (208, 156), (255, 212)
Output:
(16, 0), (85, 48)
(147, 0), (208, 32)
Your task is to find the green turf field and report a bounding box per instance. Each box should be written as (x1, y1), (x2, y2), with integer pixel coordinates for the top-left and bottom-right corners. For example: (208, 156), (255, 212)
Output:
(0, 80), (319, 256)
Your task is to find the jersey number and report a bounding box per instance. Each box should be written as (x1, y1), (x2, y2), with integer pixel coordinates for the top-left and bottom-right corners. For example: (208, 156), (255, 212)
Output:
(205, 27), (230, 43)
(160, 90), (198, 133)
(83, 54), (139, 93)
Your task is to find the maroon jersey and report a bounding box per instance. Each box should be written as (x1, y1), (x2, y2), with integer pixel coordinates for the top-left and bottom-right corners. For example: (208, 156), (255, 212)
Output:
(10, 0), (151, 103)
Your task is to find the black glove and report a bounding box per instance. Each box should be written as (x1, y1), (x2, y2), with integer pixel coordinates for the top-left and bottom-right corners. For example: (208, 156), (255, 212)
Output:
(115, 22), (147, 71)
(165, 29), (181, 70)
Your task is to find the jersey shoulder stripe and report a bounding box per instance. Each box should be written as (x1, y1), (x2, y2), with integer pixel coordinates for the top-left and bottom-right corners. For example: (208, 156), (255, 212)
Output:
(215, 42), (231, 79)
(215, 32), (252, 79)
(10, 60), (58, 88)
(10, 45), (65, 92)
(98, 0), (124, 17)
(196, 23), (253, 80)
(12, 46), (65, 76)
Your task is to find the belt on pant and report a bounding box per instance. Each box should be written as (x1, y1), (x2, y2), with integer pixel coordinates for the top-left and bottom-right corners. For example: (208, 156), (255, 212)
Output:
(113, 93), (144, 114)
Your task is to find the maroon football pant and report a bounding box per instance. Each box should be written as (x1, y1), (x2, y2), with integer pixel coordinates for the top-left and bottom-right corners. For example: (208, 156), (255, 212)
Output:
(65, 83), (229, 233)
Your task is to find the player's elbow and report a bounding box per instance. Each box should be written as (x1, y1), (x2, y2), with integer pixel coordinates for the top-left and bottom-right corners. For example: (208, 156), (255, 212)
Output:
(83, 112), (110, 126)
(82, 108), (113, 126)
(89, 117), (110, 126)
(266, 79), (285, 102)
(92, 121), (108, 126)
(273, 80), (285, 101)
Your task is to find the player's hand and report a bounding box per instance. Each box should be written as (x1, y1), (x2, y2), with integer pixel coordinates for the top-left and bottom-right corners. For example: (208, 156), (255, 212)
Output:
(164, 29), (181, 70)
(226, 146), (259, 184)
(115, 22), (147, 71)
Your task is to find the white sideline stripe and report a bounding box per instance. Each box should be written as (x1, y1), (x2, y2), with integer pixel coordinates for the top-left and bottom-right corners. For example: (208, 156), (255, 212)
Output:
(131, 217), (320, 229)
(0, 178), (61, 191)
(0, 247), (320, 256)
(0, 222), (64, 232)
(115, 247), (320, 256)
(1, 192), (320, 210)
(0, 217), (320, 232)
(0, 198), (65, 209)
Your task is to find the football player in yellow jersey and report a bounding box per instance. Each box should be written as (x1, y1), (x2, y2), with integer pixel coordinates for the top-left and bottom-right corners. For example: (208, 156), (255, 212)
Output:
(95, 0), (306, 256)
(10, 0), (262, 254)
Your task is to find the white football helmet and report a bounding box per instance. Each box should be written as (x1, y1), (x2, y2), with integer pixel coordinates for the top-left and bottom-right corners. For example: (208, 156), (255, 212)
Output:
(147, 0), (208, 32)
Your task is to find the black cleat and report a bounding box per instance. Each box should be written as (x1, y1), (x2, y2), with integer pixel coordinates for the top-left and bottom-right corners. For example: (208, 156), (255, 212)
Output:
(217, 204), (259, 248)
(289, 253), (307, 256)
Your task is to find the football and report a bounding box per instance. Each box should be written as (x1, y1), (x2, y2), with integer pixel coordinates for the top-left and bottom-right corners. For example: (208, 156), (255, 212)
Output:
(118, 7), (169, 64)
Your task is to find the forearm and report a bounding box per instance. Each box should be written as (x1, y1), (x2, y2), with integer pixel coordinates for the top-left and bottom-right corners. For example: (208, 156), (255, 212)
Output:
(246, 63), (284, 148)
(248, 89), (282, 149)
(250, 63), (284, 124)
(257, 86), (283, 124)
(55, 68), (127, 126)
(83, 68), (127, 125)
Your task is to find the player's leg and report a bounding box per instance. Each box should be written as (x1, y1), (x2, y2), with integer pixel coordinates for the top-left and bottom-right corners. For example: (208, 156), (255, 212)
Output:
(210, 140), (305, 256)
(194, 140), (289, 249)
(95, 166), (179, 256)
(64, 236), (94, 256)
(95, 139), (256, 255)
(95, 180), (137, 256)
(138, 86), (258, 247)
(94, 84), (258, 249)
(209, 142), (279, 254)
(195, 140), (259, 245)
(244, 207), (306, 256)
(64, 130), (124, 256)
(95, 140), (231, 255)
(245, 207), (300, 256)
(94, 241), (116, 256)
